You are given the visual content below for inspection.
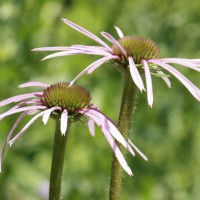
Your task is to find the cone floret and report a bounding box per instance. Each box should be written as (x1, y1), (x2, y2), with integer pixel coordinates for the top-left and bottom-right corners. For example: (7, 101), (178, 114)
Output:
(112, 36), (159, 64)
(42, 82), (91, 114)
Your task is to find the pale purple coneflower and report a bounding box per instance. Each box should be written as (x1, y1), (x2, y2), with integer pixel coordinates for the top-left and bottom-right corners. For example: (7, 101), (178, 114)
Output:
(33, 19), (200, 107)
(0, 81), (147, 175)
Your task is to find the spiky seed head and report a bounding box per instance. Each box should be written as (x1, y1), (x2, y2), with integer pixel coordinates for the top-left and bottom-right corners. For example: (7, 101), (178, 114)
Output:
(112, 36), (159, 64)
(42, 82), (91, 114)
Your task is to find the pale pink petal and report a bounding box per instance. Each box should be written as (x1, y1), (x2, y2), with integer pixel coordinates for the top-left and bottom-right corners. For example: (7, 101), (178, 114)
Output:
(88, 119), (95, 137)
(19, 82), (49, 88)
(62, 18), (112, 51)
(101, 32), (127, 57)
(114, 26), (124, 38)
(41, 49), (111, 61)
(79, 108), (136, 157)
(4, 100), (41, 114)
(184, 59), (200, 64)
(32, 46), (73, 51)
(128, 139), (148, 161)
(71, 45), (109, 52)
(128, 57), (145, 92)
(142, 60), (153, 107)
(69, 56), (116, 86)
(150, 60), (200, 101)
(42, 107), (61, 124)
(60, 109), (68, 135)
(67, 45), (111, 55)
(0, 106), (46, 121)
(33, 46), (111, 57)
(159, 58), (200, 65)
(87, 56), (118, 74)
(9, 111), (47, 146)
(79, 109), (133, 175)
(41, 50), (91, 60)
(0, 92), (43, 107)
(156, 70), (171, 88)
(160, 58), (200, 72)
(101, 126), (133, 176)
(27, 110), (40, 115)
(0, 111), (27, 172)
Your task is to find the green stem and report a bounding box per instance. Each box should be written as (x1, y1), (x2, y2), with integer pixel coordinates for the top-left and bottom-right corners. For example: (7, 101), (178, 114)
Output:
(109, 72), (137, 200)
(49, 119), (71, 200)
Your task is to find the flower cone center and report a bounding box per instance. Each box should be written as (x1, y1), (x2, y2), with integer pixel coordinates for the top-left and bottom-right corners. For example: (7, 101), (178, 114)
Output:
(112, 36), (159, 64)
(42, 83), (91, 114)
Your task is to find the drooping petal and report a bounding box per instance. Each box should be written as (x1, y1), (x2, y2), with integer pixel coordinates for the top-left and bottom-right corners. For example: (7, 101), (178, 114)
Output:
(4, 99), (41, 115)
(88, 119), (95, 137)
(101, 32), (127, 57)
(19, 82), (49, 88)
(142, 60), (153, 107)
(42, 107), (61, 124)
(0, 106), (46, 121)
(101, 126), (133, 176)
(79, 109), (133, 175)
(9, 110), (47, 146)
(160, 58), (200, 72)
(183, 59), (200, 64)
(114, 26), (124, 38)
(159, 58), (200, 65)
(0, 92), (43, 107)
(79, 108), (136, 157)
(69, 56), (116, 86)
(128, 139), (148, 161)
(60, 109), (68, 135)
(62, 18), (112, 51)
(156, 70), (172, 88)
(150, 59), (200, 101)
(0, 111), (27, 172)
(128, 57), (145, 92)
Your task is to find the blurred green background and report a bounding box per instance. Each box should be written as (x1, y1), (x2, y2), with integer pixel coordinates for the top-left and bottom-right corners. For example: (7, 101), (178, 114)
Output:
(0, 0), (200, 199)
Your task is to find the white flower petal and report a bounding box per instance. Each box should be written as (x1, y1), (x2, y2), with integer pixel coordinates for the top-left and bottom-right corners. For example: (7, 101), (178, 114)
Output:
(32, 46), (73, 51)
(101, 127), (133, 176)
(79, 109), (133, 175)
(0, 92), (43, 107)
(150, 60), (200, 101)
(42, 107), (61, 124)
(128, 139), (148, 161)
(160, 58), (200, 72)
(41, 49), (112, 61)
(9, 111), (47, 146)
(128, 57), (145, 92)
(69, 56), (116, 86)
(0, 112), (27, 172)
(114, 26), (124, 38)
(60, 109), (68, 135)
(62, 18), (112, 51)
(156, 70), (172, 88)
(142, 60), (153, 107)
(88, 119), (95, 137)
(79, 108), (136, 157)
(0, 106), (46, 121)
(19, 82), (49, 88)
(101, 32), (127, 57)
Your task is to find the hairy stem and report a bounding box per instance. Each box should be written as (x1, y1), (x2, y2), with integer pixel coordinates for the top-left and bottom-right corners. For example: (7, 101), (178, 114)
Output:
(109, 71), (137, 200)
(49, 119), (71, 200)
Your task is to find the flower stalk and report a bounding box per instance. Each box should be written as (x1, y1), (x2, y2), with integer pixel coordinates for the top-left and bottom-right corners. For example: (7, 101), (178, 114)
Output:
(109, 71), (137, 200)
(49, 118), (71, 200)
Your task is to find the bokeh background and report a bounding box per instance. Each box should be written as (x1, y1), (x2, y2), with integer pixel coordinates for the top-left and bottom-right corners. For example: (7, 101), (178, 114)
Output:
(0, 0), (200, 199)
